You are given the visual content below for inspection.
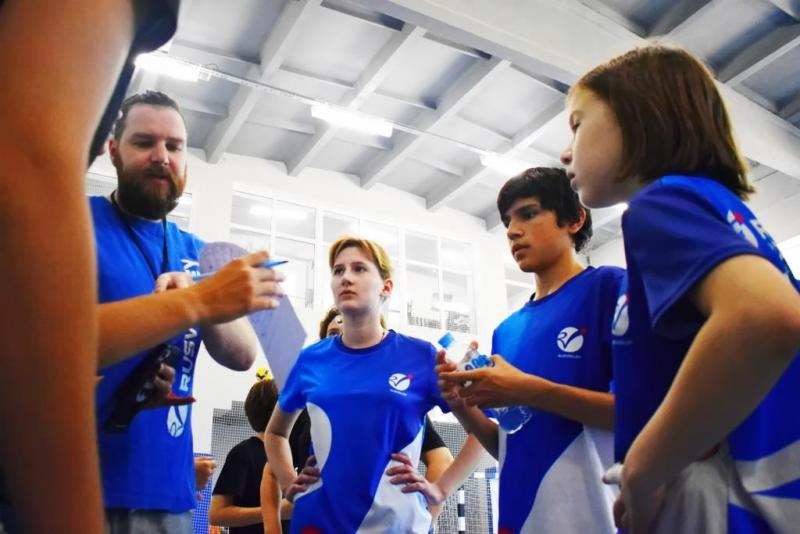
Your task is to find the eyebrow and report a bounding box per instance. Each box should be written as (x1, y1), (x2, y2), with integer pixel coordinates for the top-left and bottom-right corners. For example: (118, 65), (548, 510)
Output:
(129, 133), (185, 144)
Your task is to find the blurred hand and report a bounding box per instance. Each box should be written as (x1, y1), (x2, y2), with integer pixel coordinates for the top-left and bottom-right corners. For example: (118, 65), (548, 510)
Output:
(142, 363), (195, 410)
(284, 455), (321, 503)
(154, 271), (194, 292)
(193, 250), (285, 325)
(440, 355), (541, 408)
(386, 452), (446, 507)
(435, 350), (466, 410)
(194, 457), (217, 492)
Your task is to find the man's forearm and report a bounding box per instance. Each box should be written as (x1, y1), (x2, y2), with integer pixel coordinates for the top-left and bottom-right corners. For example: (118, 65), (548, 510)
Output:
(519, 376), (614, 430)
(98, 289), (203, 367)
(203, 317), (258, 371)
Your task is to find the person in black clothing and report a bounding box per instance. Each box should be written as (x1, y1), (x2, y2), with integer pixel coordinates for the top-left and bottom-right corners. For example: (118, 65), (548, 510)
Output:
(210, 374), (306, 533)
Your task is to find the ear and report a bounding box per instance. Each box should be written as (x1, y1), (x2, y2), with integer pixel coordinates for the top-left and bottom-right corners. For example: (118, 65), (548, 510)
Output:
(381, 278), (394, 300)
(108, 138), (121, 166)
(567, 207), (587, 236)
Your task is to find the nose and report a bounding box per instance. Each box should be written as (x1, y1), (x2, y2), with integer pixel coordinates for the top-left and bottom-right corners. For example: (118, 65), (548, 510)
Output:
(506, 218), (523, 240)
(560, 145), (572, 166)
(150, 141), (170, 166)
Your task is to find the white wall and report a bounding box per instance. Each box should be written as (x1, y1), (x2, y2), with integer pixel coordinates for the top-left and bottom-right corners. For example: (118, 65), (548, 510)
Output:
(91, 151), (511, 453)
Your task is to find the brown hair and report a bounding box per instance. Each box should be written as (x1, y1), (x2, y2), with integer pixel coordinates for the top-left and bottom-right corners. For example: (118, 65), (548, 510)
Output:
(328, 237), (393, 281)
(318, 305), (387, 339)
(244, 378), (278, 433)
(571, 45), (752, 199)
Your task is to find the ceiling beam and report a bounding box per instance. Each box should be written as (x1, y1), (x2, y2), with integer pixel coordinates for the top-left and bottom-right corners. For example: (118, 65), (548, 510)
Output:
(767, 0), (800, 20)
(203, 0), (320, 163)
(575, 0), (647, 36)
(648, 0), (714, 36)
(287, 23), (426, 176)
(718, 23), (800, 85)
(371, 0), (800, 182)
(360, 56), (511, 188)
(779, 92), (800, 124)
(426, 102), (564, 210)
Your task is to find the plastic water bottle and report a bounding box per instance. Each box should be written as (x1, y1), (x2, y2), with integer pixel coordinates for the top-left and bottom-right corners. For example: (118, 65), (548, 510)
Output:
(437, 332), (532, 434)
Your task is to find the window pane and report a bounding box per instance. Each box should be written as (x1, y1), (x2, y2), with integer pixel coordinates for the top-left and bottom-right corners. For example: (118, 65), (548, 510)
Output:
(229, 228), (270, 253)
(405, 232), (438, 264)
(274, 237), (314, 309)
(406, 264), (441, 329)
(504, 262), (531, 285)
(231, 192), (272, 231)
(442, 271), (474, 333)
(168, 215), (190, 231)
(441, 239), (472, 271)
(361, 220), (399, 257)
(85, 174), (115, 197)
(506, 283), (532, 312)
(275, 201), (315, 239)
(323, 213), (358, 243)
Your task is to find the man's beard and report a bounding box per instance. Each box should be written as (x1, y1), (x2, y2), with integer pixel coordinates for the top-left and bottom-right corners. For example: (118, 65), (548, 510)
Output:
(116, 165), (181, 220)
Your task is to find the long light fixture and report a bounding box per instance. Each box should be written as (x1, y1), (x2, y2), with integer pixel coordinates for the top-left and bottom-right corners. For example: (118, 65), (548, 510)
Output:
(310, 104), (393, 138)
(135, 53), (202, 82)
(479, 153), (534, 176)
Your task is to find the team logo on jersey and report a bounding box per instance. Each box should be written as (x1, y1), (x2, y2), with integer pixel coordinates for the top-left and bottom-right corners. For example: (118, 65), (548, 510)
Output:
(557, 327), (585, 355)
(388, 373), (413, 392)
(727, 210), (758, 247)
(612, 294), (630, 337)
(167, 405), (189, 437)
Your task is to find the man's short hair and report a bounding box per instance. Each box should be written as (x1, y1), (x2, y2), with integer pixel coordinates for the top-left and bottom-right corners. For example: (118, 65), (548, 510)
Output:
(112, 90), (183, 140)
(244, 379), (279, 433)
(497, 167), (593, 252)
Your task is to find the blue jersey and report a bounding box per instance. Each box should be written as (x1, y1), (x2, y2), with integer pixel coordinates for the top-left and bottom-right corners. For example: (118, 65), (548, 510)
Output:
(493, 266), (622, 533)
(91, 196), (204, 512)
(279, 331), (449, 533)
(614, 175), (800, 532)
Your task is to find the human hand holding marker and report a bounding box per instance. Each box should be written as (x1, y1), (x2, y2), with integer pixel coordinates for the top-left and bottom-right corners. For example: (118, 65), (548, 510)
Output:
(154, 250), (287, 326)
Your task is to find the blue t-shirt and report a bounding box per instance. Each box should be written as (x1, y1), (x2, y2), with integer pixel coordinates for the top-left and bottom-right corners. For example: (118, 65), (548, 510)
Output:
(614, 175), (800, 532)
(279, 331), (449, 534)
(91, 196), (205, 512)
(493, 266), (622, 533)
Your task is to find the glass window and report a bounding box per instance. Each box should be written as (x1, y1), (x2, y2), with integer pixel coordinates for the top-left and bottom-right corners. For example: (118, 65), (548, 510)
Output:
(506, 283), (532, 312)
(229, 228), (270, 253)
(275, 200), (315, 239)
(85, 174), (116, 197)
(406, 264), (441, 329)
(361, 220), (399, 257)
(405, 232), (438, 265)
(231, 192), (272, 231)
(504, 262), (530, 285)
(274, 237), (315, 309)
(167, 193), (193, 230)
(441, 239), (472, 272)
(323, 213), (358, 244)
(442, 271), (473, 333)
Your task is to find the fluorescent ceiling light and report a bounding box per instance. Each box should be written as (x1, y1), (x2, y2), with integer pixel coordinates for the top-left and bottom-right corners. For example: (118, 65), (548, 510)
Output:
(480, 153), (533, 176)
(311, 104), (393, 138)
(276, 208), (309, 222)
(135, 53), (200, 82)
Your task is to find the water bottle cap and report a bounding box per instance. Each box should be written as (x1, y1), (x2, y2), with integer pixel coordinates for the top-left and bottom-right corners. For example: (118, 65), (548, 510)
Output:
(437, 332), (455, 349)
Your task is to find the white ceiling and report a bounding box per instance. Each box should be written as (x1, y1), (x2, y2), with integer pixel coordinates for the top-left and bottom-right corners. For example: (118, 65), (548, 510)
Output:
(130, 0), (800, 252)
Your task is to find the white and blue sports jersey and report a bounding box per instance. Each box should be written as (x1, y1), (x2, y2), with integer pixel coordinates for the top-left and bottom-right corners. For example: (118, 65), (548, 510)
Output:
(91, 196), (204, 512)
(279, 331), (449, 534)
(493, 266), (622, 533)
(614, 175), (800, 532)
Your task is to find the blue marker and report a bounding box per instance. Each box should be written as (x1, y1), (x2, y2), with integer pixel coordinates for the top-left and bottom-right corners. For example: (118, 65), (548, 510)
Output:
(193, 259), (288, 281)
